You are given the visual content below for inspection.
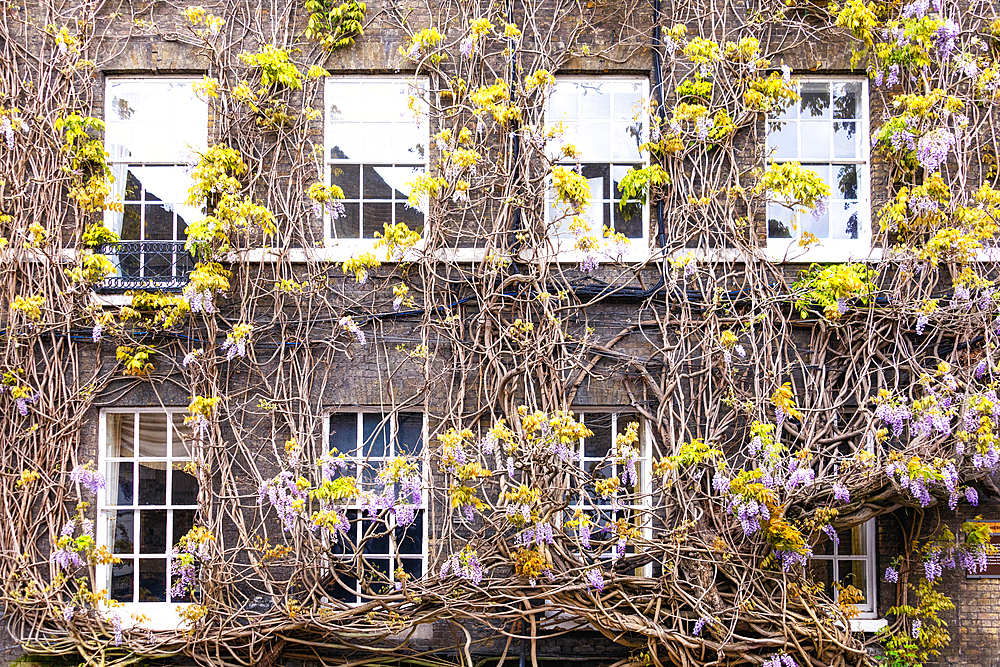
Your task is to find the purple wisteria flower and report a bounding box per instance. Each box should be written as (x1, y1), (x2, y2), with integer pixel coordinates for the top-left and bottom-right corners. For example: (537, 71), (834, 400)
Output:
(579, 255), (599, 273)
(186, 288), (216, 314)
(732, 497), (770, 535)
(916, 312), (929, 335)
(339, 316), (367, 346)
(832, 482), (850, 503)
(775, 549), (809, 572)
(885, 565), (899, 583)
(762, 654), (798, 667)
(460, 37), (475, 57)
(785, 467), (815, 490)
(911, 619), (922, 639)
(70, 464), (106, 494)
(934, 19), (960, 59)
(220, 337), (247, 361)
(692, 615), (712, 636)
(886, 64), (900, 88)
(92, 324), (103, 343)
(916, 129), (955, 173)
(966, 487), (979, 506)
(111, 613), (123, 646)
(2, 117), (14, 150)
(586, 567), (605, 592)
(875, 401), (913, 437)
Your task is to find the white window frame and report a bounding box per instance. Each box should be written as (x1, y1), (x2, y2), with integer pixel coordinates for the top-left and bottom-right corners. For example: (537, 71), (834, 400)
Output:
(764, 76), (873, 263)
(544, 77), (651, 264)
(323, 77), (429, 259)
(95, 408), (197, 629)
(812, 519), (878, 617)
(572, 411), (653, 576)
(322, 411), (429, 603)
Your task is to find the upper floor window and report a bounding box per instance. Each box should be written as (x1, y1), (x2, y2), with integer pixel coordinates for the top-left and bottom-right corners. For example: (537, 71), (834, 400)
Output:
(102, 79), (206, 289)
(547, 78), (649, 260)
(766, 78), (870, 261)
(97, 409), (198, 605)
(810, 520), (877, 615)
(326, 412), (426, 602)
(324, 78), (428, 250)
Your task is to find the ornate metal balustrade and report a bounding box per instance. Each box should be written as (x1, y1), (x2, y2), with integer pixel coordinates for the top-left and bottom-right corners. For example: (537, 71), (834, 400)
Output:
(95, 240), (194, 292)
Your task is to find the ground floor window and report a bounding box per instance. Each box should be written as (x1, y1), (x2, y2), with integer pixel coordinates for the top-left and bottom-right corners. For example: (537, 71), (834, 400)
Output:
(98, 409), (198, 604)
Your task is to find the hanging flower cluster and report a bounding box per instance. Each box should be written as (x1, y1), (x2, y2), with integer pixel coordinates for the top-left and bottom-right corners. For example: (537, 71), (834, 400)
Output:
(169, 526), (213, 598)
(69, 462), (105, 494)
(221, 323), (253, 360)
(440, 545), (484, 585)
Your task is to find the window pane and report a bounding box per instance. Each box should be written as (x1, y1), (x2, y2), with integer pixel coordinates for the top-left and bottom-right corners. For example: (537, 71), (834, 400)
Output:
(173, 509), (196, 544)
(768, 121), (797, 159)
(613, 89), (642, 121)
(582, 164), (610, 200)
(614, 202), (643, 240)
(331, 164), (361, 199)
(395, 203), (424, 234)
(330, 414), (358, 455)
(612, 122), (642, 160)
(362, 519), (391, 555)
(363, 201), (392, 239)
(328, 131), (363, 161)
(138, 558), (167, 602)
(139, 510), (167, 554)
(839, 559), (868, 605)
(108, 461), (134, 505)
(137, 462), (166, 505)
(584, 416), (613, 457)
(831, 205), (860, 240)
(802, 209), (829, 238)
(548, 85), (577, 120)
(172, 464), (198, 505)
(110, 510), (134, 554)
(397, 414), (423, 455)
(110, 559), (134, 602)
(833, 82), (861, 119)
(833, 121), (859, 159)
(108, 414), (135, 458)
(330, 572), (358, 603)
(332, 203), (360, 239)
(121, 203), (141, 241)
(767, 204), (794, 239)
(580, 85), (611, 118)
(835, 164), (858, 199)
(402, 558), (423, 580)
(800, 82), (831, 119)
(576, 122), (611, 159)
(362, 414), (389, 458)
(395, 510), (423, 555)
(171, 414), (190, 457)
(144, 203), (175, 241)
(838, 525), (868, 555)
(138, 413), (168, 457)
(799, 122), (831, 159)
(362, 165), (393, 199)
(809, 559), (834, 599)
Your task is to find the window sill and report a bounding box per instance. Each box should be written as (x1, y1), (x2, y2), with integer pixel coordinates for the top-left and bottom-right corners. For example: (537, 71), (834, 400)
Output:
(844, 617), (888, 634)
(764, 239), (882, 264)
(110, 602), (192, 631)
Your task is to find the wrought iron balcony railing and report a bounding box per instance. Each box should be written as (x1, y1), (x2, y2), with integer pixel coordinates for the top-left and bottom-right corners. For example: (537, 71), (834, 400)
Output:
(95, 240), (195, 293)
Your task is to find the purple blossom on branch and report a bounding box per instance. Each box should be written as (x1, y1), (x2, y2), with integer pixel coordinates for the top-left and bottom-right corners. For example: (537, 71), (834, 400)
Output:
(916, 129), (955, 173)
(586, 567), (605, 592)
(70, 464), (106, 494)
